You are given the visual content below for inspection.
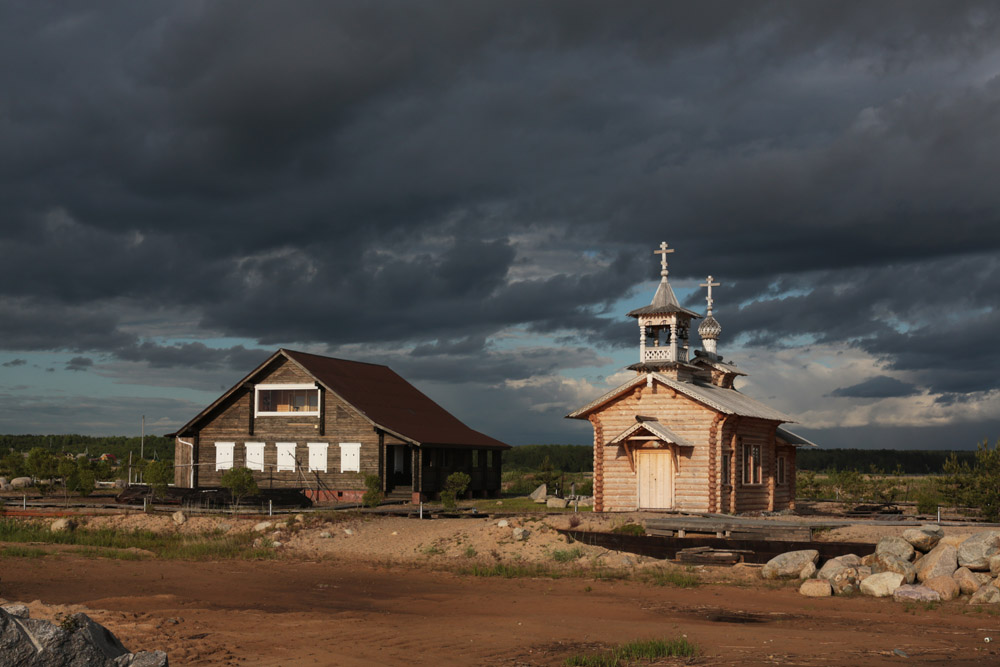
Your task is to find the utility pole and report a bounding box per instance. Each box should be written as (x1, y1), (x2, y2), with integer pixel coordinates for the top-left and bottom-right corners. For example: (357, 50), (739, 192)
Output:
(140, 415), (145, 460)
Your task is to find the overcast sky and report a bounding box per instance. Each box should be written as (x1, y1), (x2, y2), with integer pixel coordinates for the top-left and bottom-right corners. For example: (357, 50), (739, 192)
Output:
(2, 2), (998, 449)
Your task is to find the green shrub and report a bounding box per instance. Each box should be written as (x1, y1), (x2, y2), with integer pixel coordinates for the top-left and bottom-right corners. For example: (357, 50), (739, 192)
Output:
(916, 490), (940, 515)
(362, 474), (384, 508)
(144, 460), (172, 499)
(440, 472), (471, 509)
(552, 547), (584, 563)
(220, 467), (259, 512)
(611, 523), (645, 536)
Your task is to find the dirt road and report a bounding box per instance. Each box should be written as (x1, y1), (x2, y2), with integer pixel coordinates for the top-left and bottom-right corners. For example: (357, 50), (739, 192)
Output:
(3, 555), (998, 666)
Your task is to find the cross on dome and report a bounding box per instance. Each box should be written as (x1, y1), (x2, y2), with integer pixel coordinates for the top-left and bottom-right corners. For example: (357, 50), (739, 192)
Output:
(653, 241), (674, 278)
(700, 275), (720, 315)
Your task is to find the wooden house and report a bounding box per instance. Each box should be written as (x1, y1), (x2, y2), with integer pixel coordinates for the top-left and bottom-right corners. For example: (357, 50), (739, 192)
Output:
(171, 349), (509, 503)
(568, 243), (816, 513)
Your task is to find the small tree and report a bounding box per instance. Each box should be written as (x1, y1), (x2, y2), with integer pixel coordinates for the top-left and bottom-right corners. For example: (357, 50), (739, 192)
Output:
(220, 467), (259, 513)
(440, 472), (471, 509)
(144, 460), (173, 500)
(26, 448), (55, 494)
(76, 469), (96, 498)
(362, 474), (384, 508)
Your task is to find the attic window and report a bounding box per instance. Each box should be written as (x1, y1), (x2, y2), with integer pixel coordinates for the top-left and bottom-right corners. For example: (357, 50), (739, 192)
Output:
(255, 383), (319, 416)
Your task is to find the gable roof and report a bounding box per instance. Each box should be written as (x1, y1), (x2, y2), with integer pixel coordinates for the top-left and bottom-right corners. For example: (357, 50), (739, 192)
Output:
(608, 419), (696, 448)
(689, 355), (747, 377)
(173, 349), (509, 449)
(566, 371), (793, 423)
(776, 426), (819, 448)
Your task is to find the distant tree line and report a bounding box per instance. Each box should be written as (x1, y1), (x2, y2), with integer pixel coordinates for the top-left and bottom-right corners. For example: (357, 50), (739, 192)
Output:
(0, 434), (174, 466)
(503, 445), (593, 472)
(797, 448), (977, 474)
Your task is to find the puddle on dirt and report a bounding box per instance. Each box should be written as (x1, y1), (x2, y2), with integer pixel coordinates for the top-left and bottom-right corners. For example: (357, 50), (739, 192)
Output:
(705, 612), (766, 624)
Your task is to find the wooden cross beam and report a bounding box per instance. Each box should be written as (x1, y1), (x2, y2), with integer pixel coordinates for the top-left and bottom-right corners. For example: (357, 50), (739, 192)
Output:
(653, 241), (674, 276)
(700, 275), (720, 313)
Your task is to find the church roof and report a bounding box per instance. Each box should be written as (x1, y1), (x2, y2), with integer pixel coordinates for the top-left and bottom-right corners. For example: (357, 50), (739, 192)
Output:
(566, 372), (793, 423)
(173, 349), (509, 449)
(775, 426), (819, 448)
(626, 279), (701, 318)
(690, 354), (747, 377)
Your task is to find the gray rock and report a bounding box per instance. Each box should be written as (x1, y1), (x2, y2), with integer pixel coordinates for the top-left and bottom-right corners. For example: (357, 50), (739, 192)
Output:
(512, 527), (530, 541)
(0, 608), (154, 667)
(869, 552), (916, 584)
(529, 484), (547, 501)
(546, 497), (569, 509)
(902, 526), (942, 552)
(10, 477), (32, 489)
(799, 562), (817, 580)
(217, 523), (232, 533)
(576, 497), (594, 507)
(171, 511), (186, 526)
(252, 521), (273, 532)
(118, 651), (169, 666)
(799, 579), (832, 597)
(989, 554), (1000, 577)
(272, 541), (282, 548)
(876, 536), (915, 562)
(838, 553), (862, 568)
(294, 514), (306, 523)
(969, 585), (1000, 605)
(860, 572), (905, 597)
(957, 531), (1000, 571)
(496, 519), (509, 528)
(893, 585), (942, 603)
(953, 567), (984, 595)
(50, 518), (76, 533)
(0, 476), (6, 486)
(915, 543), (958, 582)
(0, 608), (38, 665)
(1, 603), (30, 618)
(817, 558), (848, 580)
(318, 531), (332, 538)
(761, 550), (819, 580)
(342, 528), (354, 536)
(856, 565), (873, 579)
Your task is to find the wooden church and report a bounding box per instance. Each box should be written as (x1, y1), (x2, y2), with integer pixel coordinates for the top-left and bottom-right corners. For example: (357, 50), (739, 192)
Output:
(568, 242), (815, 513)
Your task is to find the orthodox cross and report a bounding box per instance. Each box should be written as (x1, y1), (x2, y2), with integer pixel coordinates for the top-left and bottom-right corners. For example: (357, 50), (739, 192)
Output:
(700, 275), (720, 315)
(653, 241), (674, 278)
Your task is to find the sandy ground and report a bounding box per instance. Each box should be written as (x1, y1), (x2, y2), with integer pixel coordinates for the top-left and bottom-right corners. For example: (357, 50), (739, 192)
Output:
(3, 510), (1000, 665)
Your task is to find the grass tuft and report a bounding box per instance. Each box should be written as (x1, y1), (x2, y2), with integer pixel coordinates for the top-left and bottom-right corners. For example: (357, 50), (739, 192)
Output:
(610, 523), (645, 537)
(0, 545), (49, 559)
(640, 567), (701, 588)
(552, 547), (584, 563)
(564, 637), (697, 666)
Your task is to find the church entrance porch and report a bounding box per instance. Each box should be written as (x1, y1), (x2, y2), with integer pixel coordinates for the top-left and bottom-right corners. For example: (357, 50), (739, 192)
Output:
(636, 449), (674, 509)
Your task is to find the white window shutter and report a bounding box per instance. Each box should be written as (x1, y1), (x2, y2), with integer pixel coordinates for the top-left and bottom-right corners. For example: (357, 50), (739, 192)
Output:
(276, 442), (297, 472)
(215, 442), (235, 471)
(340, 442), (361, 473)
(245, 442), (265, 471)
(307, 443), (328, 472)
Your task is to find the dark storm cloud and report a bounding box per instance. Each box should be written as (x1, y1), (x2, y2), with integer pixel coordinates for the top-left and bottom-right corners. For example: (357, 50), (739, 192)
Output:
(65, 356), (94, 372)
(1, 1), (999, 440)
(2, 359), (26, 367)
(829, 376), (919, 399)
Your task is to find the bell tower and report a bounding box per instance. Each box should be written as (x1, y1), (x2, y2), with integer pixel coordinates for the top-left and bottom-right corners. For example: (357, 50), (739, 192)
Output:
(627, 242), (701, 378)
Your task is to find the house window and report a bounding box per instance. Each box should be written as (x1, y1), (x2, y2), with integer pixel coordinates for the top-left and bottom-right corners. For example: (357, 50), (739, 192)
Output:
(276, 442), (297, 472)
(308, 443), (328, 473)
(215, 442), (235, 471)
(742, 443), (762, 485)
(721, 449), (731, 487)
(486, 450), (495, 467)
(340, 442), (361, 472)
(255, 383), (319, 416)
(777, 456), (787, 485)
(472, 450), (479, 467)
(245, 442), (265, 471)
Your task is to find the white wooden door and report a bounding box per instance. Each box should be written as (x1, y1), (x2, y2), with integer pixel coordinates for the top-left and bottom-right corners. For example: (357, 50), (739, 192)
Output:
(637, 450), (673, 509)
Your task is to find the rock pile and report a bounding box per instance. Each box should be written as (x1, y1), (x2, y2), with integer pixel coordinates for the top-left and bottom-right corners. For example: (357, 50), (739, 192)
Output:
(0, 603), (168, 666)
(760, 525), (1000, 604)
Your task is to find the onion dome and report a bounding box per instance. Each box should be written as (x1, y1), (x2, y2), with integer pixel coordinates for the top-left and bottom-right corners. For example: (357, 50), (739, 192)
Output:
(698, 314), (721, 339)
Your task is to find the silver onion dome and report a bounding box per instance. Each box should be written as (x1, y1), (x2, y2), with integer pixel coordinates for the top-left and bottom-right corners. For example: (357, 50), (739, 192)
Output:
(698, 314), (721, 339)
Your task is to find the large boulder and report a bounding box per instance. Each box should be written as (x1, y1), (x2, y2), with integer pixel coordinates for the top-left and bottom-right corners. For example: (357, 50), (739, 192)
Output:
(923, 575), (959, 601)
(969, 585), (1000, 605)
(915, 544), (958, 582)
(799, 579), (832, 597)
(893, 585), (942, 603)
(902, 525), (943, 553)
(9, 477), (32, 489)
(989, 554), (1000, 577)
(817, 558), (849, 580)
(0, 607), (167, 666)
(953, 567), (984, 595)
(869, 552), (916, 584)
(50, 518), (76, 533)
(838, 553), (863, 568)
(171, 511), (186, 526)
(860, 572), (905, 598)
(253, 521), (273, 533)
(957, 531), (1000, 571)
(546, 497), (569, 509)
(761, 550), (819, 580)
(876, 536), (915, 562)
(529, 484), (547, 502)
(941, 534), (972, 549)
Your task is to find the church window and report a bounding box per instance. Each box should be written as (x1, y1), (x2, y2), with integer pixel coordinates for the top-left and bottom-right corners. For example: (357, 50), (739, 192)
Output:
(742, 443), (761, 485)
